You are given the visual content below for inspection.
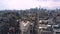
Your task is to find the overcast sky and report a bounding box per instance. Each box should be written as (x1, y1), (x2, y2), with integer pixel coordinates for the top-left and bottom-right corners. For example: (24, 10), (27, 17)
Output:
(0, 0), (60, 10)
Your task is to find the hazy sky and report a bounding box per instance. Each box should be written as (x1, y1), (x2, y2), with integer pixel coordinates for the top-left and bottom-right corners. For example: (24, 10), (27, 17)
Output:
(0, 0), (60, 10)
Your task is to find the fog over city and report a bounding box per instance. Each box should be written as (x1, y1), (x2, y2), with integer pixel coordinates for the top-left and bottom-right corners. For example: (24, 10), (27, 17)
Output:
(1, 0), (60, 34)
(0, 0), (60, 10)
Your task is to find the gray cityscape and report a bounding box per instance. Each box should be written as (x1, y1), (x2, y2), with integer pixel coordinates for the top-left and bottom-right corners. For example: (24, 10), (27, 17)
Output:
(0, 0), (60, 34)
(0, 8), (60, 34)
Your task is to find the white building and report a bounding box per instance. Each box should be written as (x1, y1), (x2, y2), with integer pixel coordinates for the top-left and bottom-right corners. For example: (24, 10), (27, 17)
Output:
(19, 20), (30, 34)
